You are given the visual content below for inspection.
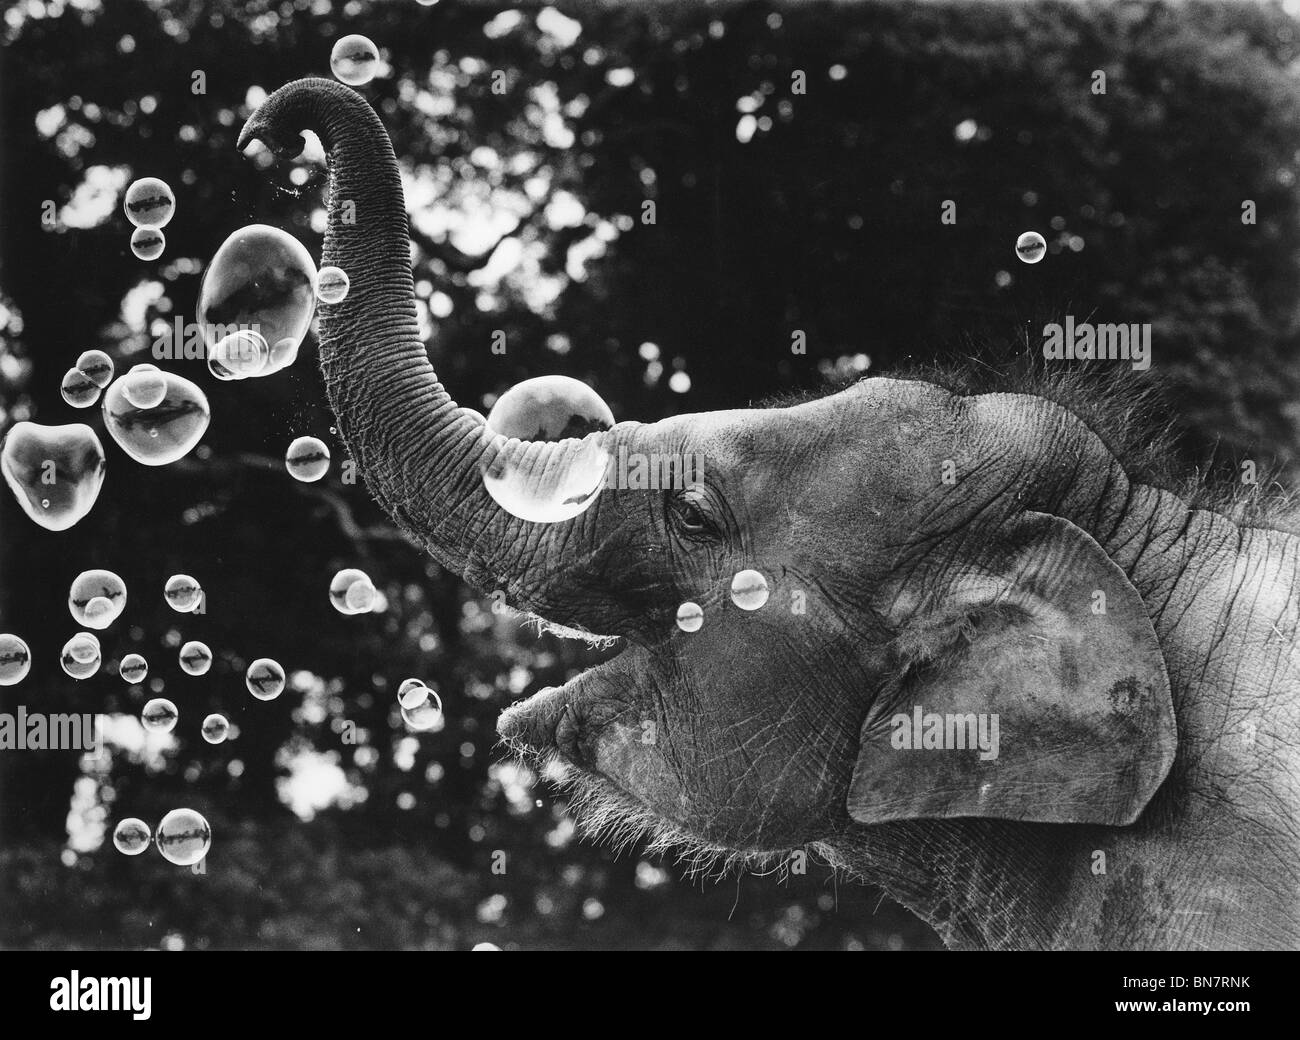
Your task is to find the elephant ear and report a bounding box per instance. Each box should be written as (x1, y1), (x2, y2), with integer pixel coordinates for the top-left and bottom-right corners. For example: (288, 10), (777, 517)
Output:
(848, 511), (1175, 826)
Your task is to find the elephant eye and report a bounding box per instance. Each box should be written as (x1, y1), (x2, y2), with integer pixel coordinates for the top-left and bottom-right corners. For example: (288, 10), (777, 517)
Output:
(669, 490), (714, 537)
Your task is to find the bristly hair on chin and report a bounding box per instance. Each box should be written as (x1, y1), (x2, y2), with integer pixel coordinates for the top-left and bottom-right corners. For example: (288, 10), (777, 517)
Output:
(758, 341), (1299, 535)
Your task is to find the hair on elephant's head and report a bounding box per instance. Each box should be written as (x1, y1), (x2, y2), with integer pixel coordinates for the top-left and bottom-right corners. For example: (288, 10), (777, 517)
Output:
(242, 80), (1300, 948)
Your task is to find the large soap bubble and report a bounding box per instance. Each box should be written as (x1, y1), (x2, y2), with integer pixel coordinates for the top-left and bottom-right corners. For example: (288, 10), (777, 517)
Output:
(156, 808), (211, 866)
(102, 370), (209, 466)
(330, 34), (381, 86)
(197, 225), (316, 377)
(1, 422), (106, 531)
(482, 376), (614, 524)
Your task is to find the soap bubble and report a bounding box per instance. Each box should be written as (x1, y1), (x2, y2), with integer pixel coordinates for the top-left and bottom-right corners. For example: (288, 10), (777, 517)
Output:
(197, 224), (316, 376)
(1015, 231), (1046, 264)
(285, 436), (330, 482)
(119, 653), (148, 683)
(83, 597), (117, 629)
(472, 942), (502, 951)
(130, 225), (166, 261)
(330, 34), (380, 86)
(141, 697), (178, 732)
(178, 640), (212, 675)
(76, 350), (115, 388)
(209, 329), (270, 380)
(675, 601), (704, 633)
(120, 365), (168, 409)
(164, 574), (203, 613)
(102, 371), (210, 466)
(730, 569), (769, 611)
(246, 658), (285, 700)
(155, 808), (211, 866)
(401, 687), (443, 731)
(1, 422), (107, 531)
(60, 367), (100, 408)
(68, 569), (127, 628)
(482, 376), (614, 524)
(113, 818), (152, 856)
(315, 266), (350, 304)
(397, 678), (431, 710)
(329, 568), (375, 615)
(123, 177), (176, 228)
(0, 634), (32, 686)
(61, 633), (101, 679)
(201, 713), (230, 744)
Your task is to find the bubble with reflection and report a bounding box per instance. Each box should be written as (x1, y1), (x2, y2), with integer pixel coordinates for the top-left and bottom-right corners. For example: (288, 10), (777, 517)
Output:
(102, 370), (209, 466)
(61, 368), (100, 408)
(76, 350), (114, 388)
(179, 640), (212, 675)
(730, 569), (769, 611)
(113, 818), (151, 856)
(120, 365), (168, 409)
(401, 687), (443, 731)
(142, 697), (178, 732)
(209, 330), (270, 380)
(164, 574), (203, 613)
(246, 657), (285, 701)
(1015, 231), (1046, 264)
(330, 34), (380, 86)
(675, 601), (703, 633)
(119, 654), (148, 684)
(68, 569), (127, 629)
(1, 422), (107, 531)
(285, 436), (330, 482)
(0, 634), (32, 686)
(482, 376), (614, 524)
(60, 633), (101, 679)
(124, 177), (175, 228)
(398, 678), (430, 710)
(156, 808), (211, 866)
(329, 568), (375, 615)
(130, 226), (165, 261)
(201, 713), (230, 744)
(315, 266), (350, 303)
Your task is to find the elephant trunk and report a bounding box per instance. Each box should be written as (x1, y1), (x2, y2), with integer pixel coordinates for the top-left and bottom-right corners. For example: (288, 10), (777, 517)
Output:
(238, 78), (614, 606)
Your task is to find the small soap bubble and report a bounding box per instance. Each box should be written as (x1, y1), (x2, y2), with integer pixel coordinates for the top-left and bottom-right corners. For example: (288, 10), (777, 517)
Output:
(201, 713), (230, 744)
(675, 601), (704, 633)
(482, 375), (614, 524)
(197, 224), (316, 376)
(69, 569), (127, 628)
(76, 350), (115, 388)
(1, 422), (107, 531)
(285, 436), (331, 482)
(398, 678), (430, 710)
(61, 633), (101, 679)
(246, 657), (285, 700)
(113, 817), (152, 856)
(119, 653), (148, 684)
(1015, 231), (1046, 264)
(131, 225), (166, 261)
(0, 634), (32, 686)
(329, 568), (375, 616)
(141, 697), (178, 732)
(124, 177), (176, 228)
(178, 640), (212, 675)
(209, 329), (270, 380)
(120, 365), (168, 409)
(155, 808), (211, 866)
(61, 367), (100, 408)
(730, 569), (770, 611)
(330, 34), (381, 86)
(315, 266), (350, 304)
(401, 687), (443, 731)
(164, 574), (203, 613)
(102, 371), (210, 466)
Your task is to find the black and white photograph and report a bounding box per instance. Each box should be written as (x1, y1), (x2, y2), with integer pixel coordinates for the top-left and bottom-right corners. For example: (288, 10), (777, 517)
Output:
(0, 0), (1295, 1000)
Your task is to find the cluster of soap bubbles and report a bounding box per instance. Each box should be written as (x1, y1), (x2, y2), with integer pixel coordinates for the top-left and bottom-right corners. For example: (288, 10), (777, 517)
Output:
(330, 34), (380, 86)
(481, 375), (615, 523)
(329, 568), (377, 615)
(124, 177), (175, 261)
(60, 350), (114, 409)
(397, 678), (443, 731)
(198, 225), (318, 380)
(673, 570), (772, 633)
(114, 809), (211, 866)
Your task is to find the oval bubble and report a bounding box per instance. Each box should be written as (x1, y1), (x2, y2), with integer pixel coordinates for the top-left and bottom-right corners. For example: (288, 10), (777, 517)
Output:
(397, 678), (430, 710)
(330, 34), (380, 86)
(0, 634), (32, 686)
(76, 350), (115, 388)
(102, 371), (209, 466)
(60, 367), (100, 409)
(113, 818), (152, 856)
(0, 422), (106, 531)
(401, 688), (444, 731)
(246, 657), (285, 701)
(141, 697), (178, 733)
(156, 808), (211, 866)
(201, 713), (230, 744)
(120, 365), (168, 409)
(285, 436), (330, 482)
(131, 225), (166, 261)
(197, 224), (316, 375)
(482, 376), (614, 524)
(178, 640), (212, 676)
(68, 569), (127, 628)
(124, 177), (176, 228)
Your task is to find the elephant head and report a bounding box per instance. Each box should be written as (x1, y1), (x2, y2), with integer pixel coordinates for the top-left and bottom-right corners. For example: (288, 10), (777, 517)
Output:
(242, 79), (1300, 950)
